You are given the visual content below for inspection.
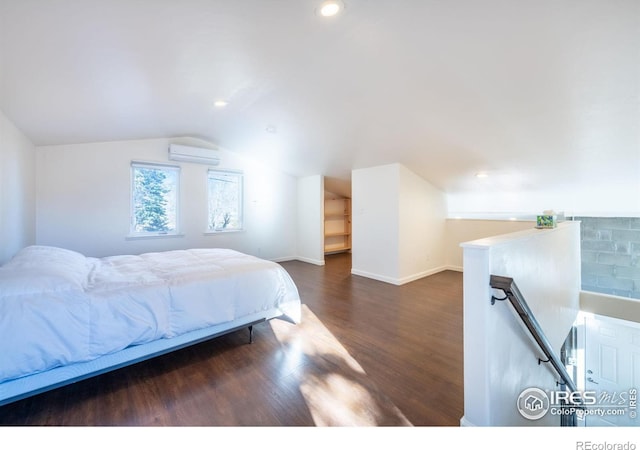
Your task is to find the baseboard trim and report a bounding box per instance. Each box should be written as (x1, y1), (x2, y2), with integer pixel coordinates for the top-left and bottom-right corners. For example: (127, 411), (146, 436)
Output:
(397, 266), (449, 285)
(271, 256), (297, 263)
(293, 256), (326, 266)
(350, 269), (400, 285)
(351, 266), (449, 286)
(459, 415), (476, 427)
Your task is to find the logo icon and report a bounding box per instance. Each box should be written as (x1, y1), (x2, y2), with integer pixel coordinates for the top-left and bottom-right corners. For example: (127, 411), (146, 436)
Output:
(517, 387), (550, 420)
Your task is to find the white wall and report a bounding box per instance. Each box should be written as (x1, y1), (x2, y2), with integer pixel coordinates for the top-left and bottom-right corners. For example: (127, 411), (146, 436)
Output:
(447, 182), (640, 218)
(351, 164), (401, 283)
(35, 137), (297, 260)
(296, 174), (325, 265)
(351, 163), (447, 285)
(0, 110), (35, 264)
(445, 218), (534, 271)
(461, 222), (581, 426)
(397, 164), (447, 283)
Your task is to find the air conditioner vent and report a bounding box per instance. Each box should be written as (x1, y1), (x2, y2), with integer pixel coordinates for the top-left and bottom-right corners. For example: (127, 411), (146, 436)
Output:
(168, 144), (220, 165)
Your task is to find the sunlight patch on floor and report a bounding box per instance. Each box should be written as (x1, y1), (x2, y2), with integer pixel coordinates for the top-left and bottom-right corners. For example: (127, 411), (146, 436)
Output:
(270, 304), (412, 426)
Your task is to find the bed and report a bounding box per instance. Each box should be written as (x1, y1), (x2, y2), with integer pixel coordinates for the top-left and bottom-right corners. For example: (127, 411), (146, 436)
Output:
(0, 245), (301, 407)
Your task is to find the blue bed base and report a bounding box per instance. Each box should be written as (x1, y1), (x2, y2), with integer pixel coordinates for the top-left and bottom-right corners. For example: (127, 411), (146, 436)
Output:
(0, 310), (284, 407)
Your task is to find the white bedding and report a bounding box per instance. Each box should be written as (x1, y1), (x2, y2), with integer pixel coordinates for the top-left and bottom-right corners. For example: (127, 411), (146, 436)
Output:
(0, 246), (301, 383)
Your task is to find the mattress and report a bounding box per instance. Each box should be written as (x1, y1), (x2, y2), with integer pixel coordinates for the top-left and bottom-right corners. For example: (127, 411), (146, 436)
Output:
(0, 246), (301, 383)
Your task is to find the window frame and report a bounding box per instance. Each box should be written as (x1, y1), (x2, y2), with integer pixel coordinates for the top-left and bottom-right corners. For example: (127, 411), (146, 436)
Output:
(206, 169), (244, 233)
(129, 161), (182, 238)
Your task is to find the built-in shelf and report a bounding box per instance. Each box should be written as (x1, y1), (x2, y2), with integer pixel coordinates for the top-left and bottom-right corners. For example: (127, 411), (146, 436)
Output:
(324, 197), (351, 254)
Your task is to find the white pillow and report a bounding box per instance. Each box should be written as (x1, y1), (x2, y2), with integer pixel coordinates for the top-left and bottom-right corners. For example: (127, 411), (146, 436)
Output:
(0, 270), (83, 296)
(0, 245), (93, 292)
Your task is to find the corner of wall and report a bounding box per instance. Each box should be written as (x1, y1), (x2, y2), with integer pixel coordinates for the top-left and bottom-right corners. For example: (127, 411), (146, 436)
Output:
(0, 109), (36, 264)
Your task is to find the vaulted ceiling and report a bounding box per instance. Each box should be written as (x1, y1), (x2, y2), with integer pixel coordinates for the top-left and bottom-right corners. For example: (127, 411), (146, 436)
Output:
(1, 0), (638, 208)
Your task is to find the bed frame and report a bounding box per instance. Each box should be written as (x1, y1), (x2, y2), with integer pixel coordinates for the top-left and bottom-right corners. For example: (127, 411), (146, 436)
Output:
(0, 310), (283, 407)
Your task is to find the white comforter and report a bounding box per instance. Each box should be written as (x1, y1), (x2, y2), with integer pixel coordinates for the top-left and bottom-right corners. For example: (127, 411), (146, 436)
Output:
(0, 246), (301, 383)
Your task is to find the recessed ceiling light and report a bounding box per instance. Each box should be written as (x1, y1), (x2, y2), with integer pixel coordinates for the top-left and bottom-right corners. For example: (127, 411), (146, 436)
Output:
(475, 172), (489, 178)
(318, 1), (344, 17)
(214, 100), (228, 108)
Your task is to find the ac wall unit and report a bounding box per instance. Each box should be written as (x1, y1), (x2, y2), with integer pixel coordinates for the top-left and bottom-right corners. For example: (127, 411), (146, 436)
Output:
(168, 144), (220, 165)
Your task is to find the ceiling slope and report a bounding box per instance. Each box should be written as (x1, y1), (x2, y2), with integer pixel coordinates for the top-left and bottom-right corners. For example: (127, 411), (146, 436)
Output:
(1, 0), (638, 213)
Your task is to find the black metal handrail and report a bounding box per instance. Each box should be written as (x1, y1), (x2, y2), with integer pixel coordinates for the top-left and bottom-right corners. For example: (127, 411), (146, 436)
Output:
(490, 275), (579, 394)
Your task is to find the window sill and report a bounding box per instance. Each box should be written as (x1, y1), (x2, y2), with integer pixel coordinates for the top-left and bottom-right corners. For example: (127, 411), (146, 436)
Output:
(203, 229), (245, 235)
(125, 233), (185, 241)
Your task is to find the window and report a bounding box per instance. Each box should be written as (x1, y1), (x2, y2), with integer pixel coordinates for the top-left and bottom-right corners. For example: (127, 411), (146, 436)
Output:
(130, 162), (180, 236)
(208, 169), (243, 232)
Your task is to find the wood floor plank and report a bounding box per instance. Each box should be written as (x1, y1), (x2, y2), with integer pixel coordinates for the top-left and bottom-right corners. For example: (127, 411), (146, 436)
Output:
(0, 253), (463, 426)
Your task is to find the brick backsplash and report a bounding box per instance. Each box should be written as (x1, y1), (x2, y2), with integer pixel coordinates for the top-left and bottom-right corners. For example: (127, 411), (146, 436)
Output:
(572, 217), (640, 299)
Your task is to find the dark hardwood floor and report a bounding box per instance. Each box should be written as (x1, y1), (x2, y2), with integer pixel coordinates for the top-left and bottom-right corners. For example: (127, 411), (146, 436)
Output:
(0, 253), (464, 426)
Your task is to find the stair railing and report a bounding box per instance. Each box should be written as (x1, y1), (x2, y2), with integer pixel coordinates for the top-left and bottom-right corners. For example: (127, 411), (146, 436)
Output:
(490, 274), (583, 424)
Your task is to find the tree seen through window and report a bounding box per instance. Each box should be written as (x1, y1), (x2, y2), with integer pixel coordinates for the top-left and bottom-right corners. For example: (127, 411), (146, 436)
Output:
(131, 163), (179, 234)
